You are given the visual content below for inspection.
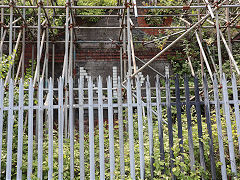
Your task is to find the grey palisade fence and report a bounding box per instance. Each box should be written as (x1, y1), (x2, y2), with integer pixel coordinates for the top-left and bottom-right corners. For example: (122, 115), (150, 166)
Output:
(0, 73), (240, 179)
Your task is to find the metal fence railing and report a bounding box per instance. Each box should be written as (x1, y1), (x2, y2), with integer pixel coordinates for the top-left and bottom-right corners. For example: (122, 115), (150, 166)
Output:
(0, 73), (239, 179)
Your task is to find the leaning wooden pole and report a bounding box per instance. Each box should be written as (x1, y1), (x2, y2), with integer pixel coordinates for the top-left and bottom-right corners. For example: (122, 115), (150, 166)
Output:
(22, 0), (26, 79)
(126, 0), (132, 76)
(197, 0), (205, 79)
(123, 0), (228, 84)
(4, 30), (22, 86)
(62, 0), (70, 82)
(225, 0), (233, 73)
(195, 32), (213, 81)
(215, 1), (223, 81)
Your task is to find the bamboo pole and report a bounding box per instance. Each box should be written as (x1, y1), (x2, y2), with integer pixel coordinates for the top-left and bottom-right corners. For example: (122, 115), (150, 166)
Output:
(215, 4), (223, 81)
(187, 56), (195, 77)
(22, 0), (26, 79)
(123, 0), (228, 84)
(46, 0), (49, 87)
(208, 19), (240, 75)
(195, 32), (213, 81)
(119, 7), (123, 81)
(35, 0), (42, 86)
(68, 16), (73, 78)
(206, 44), (218, 74)
(179, 10), (195, 78)
(142, 30), (185, 46)
(203, 0), (215, 18)
(220, 31), (240, 75)
(62, 0), (70, 82)
(197, 0), (204, 79)
(5, 30), (22, 86)
(225, 0), (233, 73)
(130, 31), (137, 74)
(14, 52), (24, 84)
(31, 44), (35, 77)
(0, 30), (6, 53)
(9, 1), (13, 56)
(135, 56), (165, 77)
(126, 0), (132, 76)
(132, 0), (138, 17)
(33, 29), (46, 86)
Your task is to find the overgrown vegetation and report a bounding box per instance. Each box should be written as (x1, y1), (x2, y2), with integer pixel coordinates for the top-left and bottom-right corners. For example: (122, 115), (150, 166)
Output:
(1, 1), (240, 179)
(142, 0), (240, 79)
(1, 105), (240, 179)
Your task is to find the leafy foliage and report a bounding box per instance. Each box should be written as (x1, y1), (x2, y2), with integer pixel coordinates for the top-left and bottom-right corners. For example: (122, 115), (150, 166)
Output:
(1, 105), (240, 179)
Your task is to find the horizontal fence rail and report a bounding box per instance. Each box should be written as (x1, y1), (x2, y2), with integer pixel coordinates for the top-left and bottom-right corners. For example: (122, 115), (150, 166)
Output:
(0, 73), (239, 179)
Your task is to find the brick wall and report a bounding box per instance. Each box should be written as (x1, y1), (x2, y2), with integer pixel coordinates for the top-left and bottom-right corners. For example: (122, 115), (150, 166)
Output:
(22, 5), (176, 82)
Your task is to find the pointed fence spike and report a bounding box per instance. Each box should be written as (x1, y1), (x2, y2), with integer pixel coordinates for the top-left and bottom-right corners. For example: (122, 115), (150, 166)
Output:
(98, 75), (105, 180)
(117, 76), (125, 179)
(146, 77), (155, 178)
(194, 76), (206, 171)
(213, 73), (227, 179)
(16, 77), (24, 179)
(127, 77), (136, 179)
(88, 75), (95, 179)
(6, 79), (14, 179)
(174, 74), (184, 161)
(156, 75), (165, 173)
(136, 76), (145, 179)
(107, 76), (115, 180)
(58, 76), (64, 180)
(222, 73), (237, 174)
(165, 75), (175, 178)
(231, 73), (240, 153)
(79, 76), (85, 179)
(184, 75), (196, 171)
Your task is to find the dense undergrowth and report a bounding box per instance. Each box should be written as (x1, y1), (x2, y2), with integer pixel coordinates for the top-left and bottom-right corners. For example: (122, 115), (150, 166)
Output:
(1, 106), (240, 179)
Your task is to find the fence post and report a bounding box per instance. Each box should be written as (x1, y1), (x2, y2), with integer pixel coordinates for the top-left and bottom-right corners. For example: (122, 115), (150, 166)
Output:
(127, 77), (136, 179)
(6, 79), (14, 179)
(117, 76), (125, 179)
(48, 78), (54, 179)
(58, 78), (64, 179)
(165, 74), (175, 179)
(136, 76), (145, 179)
(17, 79), (24, 179)
(88, 76), (95, 179)
(146, 76), (155, 179)
(222, 73), (237, 175)
(37, 78), (44, 180)
(184, 75), (195, 171)
(174, 75), (183, 161)
(107, 76), (115, 180)
(98, 76), (105, 180)
(69, 77), (75, 179)
(213, 74), (227, 179)
(156, 75), (165, 172)
(231, 73), (240, 153)
(193, 76), (206, 171)
(27, 79), (34, 179)
(78, 77), (85, 179)
(203, 75), (216, 179)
